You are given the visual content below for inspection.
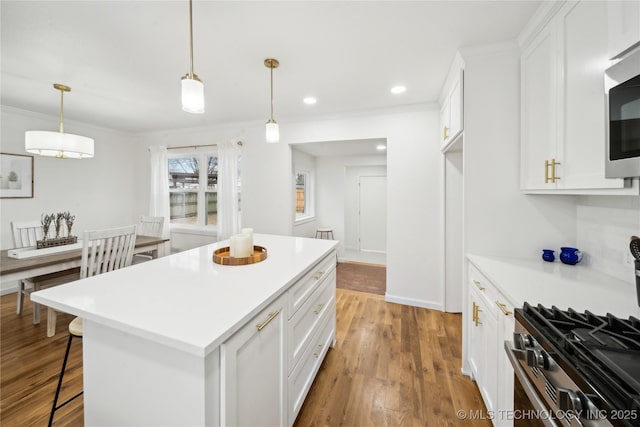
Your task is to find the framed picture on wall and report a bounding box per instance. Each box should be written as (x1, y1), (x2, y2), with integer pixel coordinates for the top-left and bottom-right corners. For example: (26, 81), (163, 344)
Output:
(0, 153), (34, 198)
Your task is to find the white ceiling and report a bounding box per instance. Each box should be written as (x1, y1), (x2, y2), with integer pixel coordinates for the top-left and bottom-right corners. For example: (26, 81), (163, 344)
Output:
(292, 138), (387, 157)
(1, 1), (541, 135)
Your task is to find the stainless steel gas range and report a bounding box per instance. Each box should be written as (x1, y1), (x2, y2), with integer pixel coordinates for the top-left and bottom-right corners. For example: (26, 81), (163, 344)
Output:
(505, 303), (640, 427)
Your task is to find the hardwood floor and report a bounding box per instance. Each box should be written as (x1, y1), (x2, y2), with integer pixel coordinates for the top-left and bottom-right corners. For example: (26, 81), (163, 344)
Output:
(336, 262), (386, 295)
(1, 289), (489, 427)
(1, 294), (83, 426)
(293, 289), (490, 427)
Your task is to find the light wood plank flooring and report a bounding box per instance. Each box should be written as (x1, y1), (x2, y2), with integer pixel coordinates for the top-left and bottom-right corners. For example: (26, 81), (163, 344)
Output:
(293, 289), (490, 426)
(1, 289), (488, 426)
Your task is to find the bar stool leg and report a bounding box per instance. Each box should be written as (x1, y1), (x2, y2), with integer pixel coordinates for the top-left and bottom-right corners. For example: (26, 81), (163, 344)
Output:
(49, 334), (83, 427)
(16, 281), (25, 314)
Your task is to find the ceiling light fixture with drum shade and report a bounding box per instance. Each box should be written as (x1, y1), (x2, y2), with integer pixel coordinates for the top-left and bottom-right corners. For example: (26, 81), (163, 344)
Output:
(181, 0), (204, 114)
(25, 84), (94, 159)
(264, 58), (280, 143)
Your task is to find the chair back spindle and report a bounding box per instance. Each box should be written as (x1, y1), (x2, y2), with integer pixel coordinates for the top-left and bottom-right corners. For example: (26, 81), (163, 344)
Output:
(81, 225), (137, 279)
(11, 221), (44, 248)
(137, 215), (164, 238)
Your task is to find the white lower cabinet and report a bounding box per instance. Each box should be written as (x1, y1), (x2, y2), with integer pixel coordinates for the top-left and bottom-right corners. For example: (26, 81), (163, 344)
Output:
(288, 303), (335, 423)
(467, 264), (515, 427)
(221, 250), (337, 427)
(221, 294), (287, 427)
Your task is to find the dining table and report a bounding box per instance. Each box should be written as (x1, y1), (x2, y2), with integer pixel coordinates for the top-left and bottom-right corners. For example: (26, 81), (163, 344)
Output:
(0, 235), (169, 283)
(0, 235), (170, 336)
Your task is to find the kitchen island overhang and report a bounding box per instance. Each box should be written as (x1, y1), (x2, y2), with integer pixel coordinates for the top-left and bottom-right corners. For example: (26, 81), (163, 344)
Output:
(33, 234), (339, 426)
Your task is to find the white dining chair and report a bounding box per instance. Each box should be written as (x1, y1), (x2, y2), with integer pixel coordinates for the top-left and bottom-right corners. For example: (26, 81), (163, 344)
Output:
(132, 215), (164, 263)
(48, 224), (137, 427)
(11, 221), (80, 324)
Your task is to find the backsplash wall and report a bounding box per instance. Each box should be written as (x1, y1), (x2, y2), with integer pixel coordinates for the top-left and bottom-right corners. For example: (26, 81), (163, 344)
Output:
(576, 195), (640, 285)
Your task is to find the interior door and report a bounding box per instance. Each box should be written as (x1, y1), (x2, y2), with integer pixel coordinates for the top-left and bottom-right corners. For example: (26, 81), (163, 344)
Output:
(358, 175), (386, 253)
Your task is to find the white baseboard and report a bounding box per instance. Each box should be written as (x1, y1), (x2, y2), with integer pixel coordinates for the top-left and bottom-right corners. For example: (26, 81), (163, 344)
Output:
(384, 293), (444, 311)
(1, 281), (19, 296)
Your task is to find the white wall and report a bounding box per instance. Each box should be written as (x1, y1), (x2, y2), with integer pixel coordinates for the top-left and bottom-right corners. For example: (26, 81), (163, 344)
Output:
(285, 108), (442, 309)
(0, 106), (139, 293)
(576, 195), (640, 285)
(444, 150), (463, 312)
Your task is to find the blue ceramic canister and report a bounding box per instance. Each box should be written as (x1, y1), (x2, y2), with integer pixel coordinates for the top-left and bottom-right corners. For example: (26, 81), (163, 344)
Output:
(542, 249), (555, 262)
(560, 247), (582, 265)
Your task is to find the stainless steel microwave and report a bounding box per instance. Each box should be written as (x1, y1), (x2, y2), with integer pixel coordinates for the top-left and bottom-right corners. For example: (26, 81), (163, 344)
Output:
(605, 47), (640, 178)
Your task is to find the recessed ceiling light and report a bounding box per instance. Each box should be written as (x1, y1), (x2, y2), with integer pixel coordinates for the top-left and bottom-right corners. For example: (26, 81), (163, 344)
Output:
(303, 97), (317, 105)
(390, 85), (406, 94)
(376, 145), (387, 151)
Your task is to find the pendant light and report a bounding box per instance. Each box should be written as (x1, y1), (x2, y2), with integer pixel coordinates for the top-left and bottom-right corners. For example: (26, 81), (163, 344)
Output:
(25, 84), (94, 159)
(264, 58), (280, 143)
(181, 0), (204, 114)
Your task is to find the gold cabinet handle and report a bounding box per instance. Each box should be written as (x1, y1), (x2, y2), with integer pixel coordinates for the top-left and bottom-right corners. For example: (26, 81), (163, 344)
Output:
(496, 301), (512, 316)
(551, 158), (560, 183)
(546, 159), (561, 183)
(472, 302), (478, 324)
(313, 303), (325, 315)
(475, 306), (482, 326)
(313, 343), (323, 358)
(443, 126), (449, 140)
(313, 271), (325, 280)
(472, 280), (485, 291)
(545, 160), (551, 183)
(256, 310), (280, 331)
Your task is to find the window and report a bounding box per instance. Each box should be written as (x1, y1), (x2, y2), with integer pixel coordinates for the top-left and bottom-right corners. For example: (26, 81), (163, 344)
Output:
(168, 152), (241, 227)
(295, 170), (313, 220)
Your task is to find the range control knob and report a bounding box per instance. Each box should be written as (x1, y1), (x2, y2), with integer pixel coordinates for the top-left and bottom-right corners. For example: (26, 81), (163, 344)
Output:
(526, 348), (547, 369)
(576, 391), (600, 420)
(558, 388), (583, 413)
(513, 333), (534, 350)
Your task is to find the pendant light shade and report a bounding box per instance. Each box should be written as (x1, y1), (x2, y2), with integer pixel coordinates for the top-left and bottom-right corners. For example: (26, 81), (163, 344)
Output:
(265, 120), (279, 143)
(25, 84), (94, 159)
(181, 74), (204, 114)
(181, 0), (204, 114)
(264, 58), (280, 143)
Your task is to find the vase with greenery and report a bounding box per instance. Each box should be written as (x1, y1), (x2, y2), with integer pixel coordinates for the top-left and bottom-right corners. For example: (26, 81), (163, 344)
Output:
(41, 213), (54, 240)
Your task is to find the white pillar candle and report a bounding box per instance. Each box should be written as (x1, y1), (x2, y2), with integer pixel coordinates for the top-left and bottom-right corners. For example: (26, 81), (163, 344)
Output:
(241, 228), (254, 249)
(236, 233), (252, 258)
(229, 235), (238, 258)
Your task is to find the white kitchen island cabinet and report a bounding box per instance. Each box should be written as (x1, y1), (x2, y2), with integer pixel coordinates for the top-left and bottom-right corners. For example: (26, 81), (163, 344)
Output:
(32, 234), (338, 427)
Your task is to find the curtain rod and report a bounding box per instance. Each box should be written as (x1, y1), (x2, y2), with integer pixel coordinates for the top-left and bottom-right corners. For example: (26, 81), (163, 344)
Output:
(166, 141), (243, 150)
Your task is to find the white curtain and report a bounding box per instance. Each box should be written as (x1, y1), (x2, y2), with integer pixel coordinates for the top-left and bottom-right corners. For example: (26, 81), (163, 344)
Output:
(217, 140), (241, 242)
(149, 145), (170, 238)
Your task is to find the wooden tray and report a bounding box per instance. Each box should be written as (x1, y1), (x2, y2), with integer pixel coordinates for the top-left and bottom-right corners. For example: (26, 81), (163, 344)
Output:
(213, 245), (267, 266)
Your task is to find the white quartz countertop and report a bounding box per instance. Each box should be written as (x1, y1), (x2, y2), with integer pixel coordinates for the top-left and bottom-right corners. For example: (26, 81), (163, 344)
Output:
(467, 254), (640, 319)
(32, 234), (338, 357)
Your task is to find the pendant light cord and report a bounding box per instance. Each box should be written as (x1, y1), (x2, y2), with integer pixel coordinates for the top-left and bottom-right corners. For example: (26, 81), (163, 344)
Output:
(270, 65), (274, 121)
(189, 0), (194, 77)
(59, 89), (65, 133)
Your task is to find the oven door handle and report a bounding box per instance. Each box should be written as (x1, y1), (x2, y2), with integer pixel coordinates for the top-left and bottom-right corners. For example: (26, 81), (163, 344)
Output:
(504, 341), (559, 427)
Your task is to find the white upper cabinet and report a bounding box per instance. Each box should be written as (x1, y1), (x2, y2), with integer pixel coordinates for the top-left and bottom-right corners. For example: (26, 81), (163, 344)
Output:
(520, 0), (638, 195)
(608, 0), (640, 60)
(440, 55), (464, 152)
(521, 23), (557, 191)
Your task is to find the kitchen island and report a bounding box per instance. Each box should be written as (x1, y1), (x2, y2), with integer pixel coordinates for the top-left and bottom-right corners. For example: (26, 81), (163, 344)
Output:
(32, 234), (338, 426)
